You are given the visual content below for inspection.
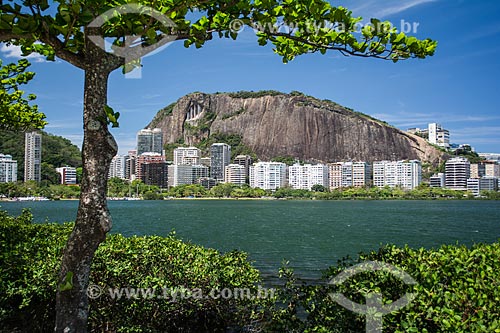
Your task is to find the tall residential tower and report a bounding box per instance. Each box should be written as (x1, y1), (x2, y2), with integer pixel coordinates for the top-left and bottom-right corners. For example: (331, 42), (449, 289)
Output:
(24, 131), (42, 182)
(136, 128), (163, 155)
(210, 143), (231, 182)
(445, 157), (470, 190)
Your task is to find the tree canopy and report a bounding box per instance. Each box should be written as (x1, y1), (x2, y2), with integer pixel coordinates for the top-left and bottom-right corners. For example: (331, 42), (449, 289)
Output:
(0, 59), (46, 130)
(0, 1), (437, 332)
(0, 1), (436, 70)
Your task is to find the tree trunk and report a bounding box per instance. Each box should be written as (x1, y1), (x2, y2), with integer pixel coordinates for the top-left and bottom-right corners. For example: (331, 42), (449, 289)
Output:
(55, 45), (118, 332)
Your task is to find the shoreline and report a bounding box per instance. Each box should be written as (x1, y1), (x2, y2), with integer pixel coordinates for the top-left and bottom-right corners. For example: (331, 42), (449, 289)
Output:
(1, 197), (498, 202)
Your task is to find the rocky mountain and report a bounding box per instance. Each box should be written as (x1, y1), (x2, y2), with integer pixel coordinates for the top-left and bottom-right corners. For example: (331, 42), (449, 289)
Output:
(148, 91), (444, 164)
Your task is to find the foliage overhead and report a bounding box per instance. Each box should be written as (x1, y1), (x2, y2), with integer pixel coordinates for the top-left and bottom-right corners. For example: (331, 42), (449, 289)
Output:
(0, 59), (46, 131)
(0, 0), (437, 72)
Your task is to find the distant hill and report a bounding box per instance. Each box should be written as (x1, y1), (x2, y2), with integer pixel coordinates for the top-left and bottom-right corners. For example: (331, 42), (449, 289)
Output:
(0, 130), (81, 183)
(148, 91), (445, 165)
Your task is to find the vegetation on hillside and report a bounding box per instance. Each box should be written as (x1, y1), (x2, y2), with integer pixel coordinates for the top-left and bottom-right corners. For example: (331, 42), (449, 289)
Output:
(454, 150), (485, 164)
(192, 132), (258, 162)
(149, 102), (176, 128)
(0, 130), (81, 183)
(226, 90), (285, 99)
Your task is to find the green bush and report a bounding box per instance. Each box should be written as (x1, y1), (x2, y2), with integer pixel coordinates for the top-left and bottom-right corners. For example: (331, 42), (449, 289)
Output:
(0, 210), (264, 332)
(3, 209), (500, 332)
(227, 90), (284, 99)
(266, 243), (500, 332)
(0, 209), (71, 332)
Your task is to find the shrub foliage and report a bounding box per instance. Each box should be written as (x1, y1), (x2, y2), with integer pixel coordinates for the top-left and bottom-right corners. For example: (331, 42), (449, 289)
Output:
(2, 209), (500, 332)
(267, 243), (500, 332)
(0, 210), (262, 332)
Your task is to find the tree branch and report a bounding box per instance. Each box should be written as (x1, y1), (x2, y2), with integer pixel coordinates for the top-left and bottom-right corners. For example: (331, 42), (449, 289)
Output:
(38, 20), (87, 69)
(263, 31), (406, 60)
(0, 31), (32, 41)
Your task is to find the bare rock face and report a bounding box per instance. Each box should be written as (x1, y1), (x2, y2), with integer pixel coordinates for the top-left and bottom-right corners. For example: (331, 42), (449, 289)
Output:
(148, 91), (444, 164)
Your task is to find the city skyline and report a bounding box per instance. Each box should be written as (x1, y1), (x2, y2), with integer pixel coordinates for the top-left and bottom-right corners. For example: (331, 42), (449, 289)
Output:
(0, 0), (498, 154)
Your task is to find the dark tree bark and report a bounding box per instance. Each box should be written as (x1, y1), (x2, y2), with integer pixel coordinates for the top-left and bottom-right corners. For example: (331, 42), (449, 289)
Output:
(55, 37), (120, 332)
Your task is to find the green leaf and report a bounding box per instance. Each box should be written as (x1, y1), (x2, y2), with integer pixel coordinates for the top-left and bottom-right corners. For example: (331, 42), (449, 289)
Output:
(104, 105), (120, 128)
(58, 271), (74, 291)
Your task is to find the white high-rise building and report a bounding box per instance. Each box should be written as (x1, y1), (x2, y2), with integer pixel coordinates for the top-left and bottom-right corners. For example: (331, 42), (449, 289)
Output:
(192, 165), (209, 183)
(24, 131), (42, 182)
(341, 162), (353, 188)
(168, 165), (193, 187)
(109, 155), (129, 179)
(373, 161), (398, 188)
(428, 123), (450, 149)
(56, 167), (77, 185)
(466, 178), (480, 197)
(173, 147), (201, 165)
(373, 160), (422, 190)
(249, 162), (286, 190)
(0, 154), (17, 183)
(224, 164), (246, 185)
(466, 177), (497, 197)
(445, 157), (470, 190)
(288, 164), (329, 190)
(167, 164), (208, 187)
(430, 173), (445, 188)
(398, 161), (422, 190)
(352, 162), (372, 187)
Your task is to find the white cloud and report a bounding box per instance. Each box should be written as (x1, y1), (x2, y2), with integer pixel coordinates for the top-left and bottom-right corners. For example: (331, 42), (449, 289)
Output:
(45, 120), (82, 130)
(376, 0), (438, 17)
(371, 111), (500, 129)
(61, 134), (83, 149)
(453, 127), (500, 138)
(348, 0), (438, 18)
(0, 44), (48, 63)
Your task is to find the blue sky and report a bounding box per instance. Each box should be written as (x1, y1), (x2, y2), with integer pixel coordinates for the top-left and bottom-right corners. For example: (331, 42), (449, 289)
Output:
(1, 0), (499, 155)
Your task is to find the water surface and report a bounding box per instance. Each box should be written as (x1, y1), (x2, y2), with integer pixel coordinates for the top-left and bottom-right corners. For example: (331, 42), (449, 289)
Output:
(2, 200), (499, 280)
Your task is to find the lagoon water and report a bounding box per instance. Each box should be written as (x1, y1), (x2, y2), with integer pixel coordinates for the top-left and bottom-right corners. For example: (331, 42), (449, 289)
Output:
(2, 200), (500, 281)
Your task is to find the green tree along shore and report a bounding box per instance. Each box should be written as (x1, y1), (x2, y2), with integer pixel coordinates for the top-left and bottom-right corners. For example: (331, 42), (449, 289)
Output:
(2, 209), (499, 332)
(3, 180), (499, 201)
